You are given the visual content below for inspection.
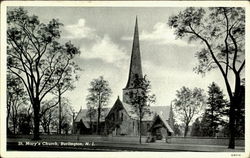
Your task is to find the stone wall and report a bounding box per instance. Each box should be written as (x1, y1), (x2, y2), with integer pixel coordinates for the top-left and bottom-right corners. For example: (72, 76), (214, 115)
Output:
(105, 106), (152, 136)
(105, 103), (139, 136)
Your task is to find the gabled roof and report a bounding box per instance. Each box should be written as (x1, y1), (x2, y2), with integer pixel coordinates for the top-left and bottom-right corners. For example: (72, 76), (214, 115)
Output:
(82, 121), (90, 129)
(120, 99), (174, 133)
(150, 106), (170, 121)
(123, 102), (171, 121)
(150, 115), (174, 133)
(75, 108), (110, 123)
(159, 115), (174, 133)
(75, 109), (87, 122)
(122, 101), (140, 119)
(110, 97), (171, 122)
(142, 106), (170, 121)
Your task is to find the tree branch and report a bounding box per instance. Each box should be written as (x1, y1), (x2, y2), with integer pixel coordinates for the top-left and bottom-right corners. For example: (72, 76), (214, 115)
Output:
(228, 22), (238, 72)
(223, 7), (230, 76)
(21, 25), (40, 54)
(187, 24), (233, 99)
(8, 68), (34, 105)
(39, 58), (71, 102)
(238, 60), (245, 73)
(40, 101), (59, 118)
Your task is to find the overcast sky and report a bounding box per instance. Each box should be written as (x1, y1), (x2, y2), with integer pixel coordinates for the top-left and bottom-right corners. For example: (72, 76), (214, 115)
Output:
(14, 7), (235, 112)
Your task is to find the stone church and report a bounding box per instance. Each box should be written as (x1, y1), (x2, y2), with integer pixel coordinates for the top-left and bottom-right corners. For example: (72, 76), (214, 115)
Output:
(74, 18), (174, 140)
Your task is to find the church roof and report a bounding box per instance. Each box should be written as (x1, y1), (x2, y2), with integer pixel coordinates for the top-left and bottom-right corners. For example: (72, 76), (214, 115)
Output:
(124, 17), (143, 89)
(118, 98), (171, 121)
(150, 115), (174, 133)
(75, 108), (110, 123)
(150, 106), (170, 121)
(122, 101), (139, 119)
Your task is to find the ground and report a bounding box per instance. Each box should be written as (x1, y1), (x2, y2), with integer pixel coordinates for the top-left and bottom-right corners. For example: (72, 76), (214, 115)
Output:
(6, 135), (245, 152)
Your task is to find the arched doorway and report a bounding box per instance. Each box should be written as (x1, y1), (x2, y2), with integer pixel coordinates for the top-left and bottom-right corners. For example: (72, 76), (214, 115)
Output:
(116, 125), (121, 135)
(152, 125), (164, 140)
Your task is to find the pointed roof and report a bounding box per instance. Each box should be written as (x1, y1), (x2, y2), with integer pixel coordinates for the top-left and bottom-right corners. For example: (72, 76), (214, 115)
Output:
(105, 97), (174, 133)
(74, 108), (111, 123)
(149, 115), (174, 133)
(107, 97), (171, 122)
(124, 17), (143, 89)
(150, 106), (171, 121)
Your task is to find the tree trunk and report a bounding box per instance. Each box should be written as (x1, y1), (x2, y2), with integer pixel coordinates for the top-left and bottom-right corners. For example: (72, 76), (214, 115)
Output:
(139, 116), (142, 144)
(7, 115), (9, 134)
(184, 122), (189, 137)
(7, 105), (11, 134)
(47, 120), (50, 135)
(47, 112), (51, 135)
(212, 109), (215, 137)
(211, 93), (215, 137)
(33, 99), (41, 140)
(58, 89), (62, 134)
(97, 106), (101, 135)
(13, 120), (16, 134)
(42, 123), (47, 134)
(228, 73), (241, 149)
(138, 107), (142, 144)
(12, 108), (17, 134)
(228, 97), (237, 149)
(48, 125), (50, 135)
(90, 115), (93, 134)
(72, 113), (75, 134)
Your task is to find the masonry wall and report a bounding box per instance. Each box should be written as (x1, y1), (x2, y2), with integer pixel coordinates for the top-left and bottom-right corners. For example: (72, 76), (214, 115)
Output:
(106, 107), (139, 136)
(140, 121), (153, 136)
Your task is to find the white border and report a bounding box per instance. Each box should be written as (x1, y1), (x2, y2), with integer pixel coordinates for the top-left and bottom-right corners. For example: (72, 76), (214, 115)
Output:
(1, 1), (249, 158)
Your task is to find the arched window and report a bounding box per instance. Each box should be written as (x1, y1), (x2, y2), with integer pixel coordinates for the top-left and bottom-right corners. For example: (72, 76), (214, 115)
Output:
(147, 123), (150, 130)
(111, 113), (115, 121)
(121, 112), (123, 121)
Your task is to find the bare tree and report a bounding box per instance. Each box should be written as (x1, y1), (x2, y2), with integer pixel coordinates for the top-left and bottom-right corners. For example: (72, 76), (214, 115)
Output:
(169, 7), (245, 148)
(7, 73), (27, 134)
(51, 67), (81, 134)
(41, 99), (58, 134)
(7, 8), (81, 139)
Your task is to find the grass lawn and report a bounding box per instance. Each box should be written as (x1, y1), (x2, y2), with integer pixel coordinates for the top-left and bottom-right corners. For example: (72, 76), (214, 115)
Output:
(6, 134), (245, 152)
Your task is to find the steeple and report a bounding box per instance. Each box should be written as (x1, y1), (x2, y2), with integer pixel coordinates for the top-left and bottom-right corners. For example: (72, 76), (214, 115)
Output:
(124, 17), (143, 89)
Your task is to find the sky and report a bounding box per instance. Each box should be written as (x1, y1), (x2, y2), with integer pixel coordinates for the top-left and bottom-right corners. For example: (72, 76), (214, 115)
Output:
(13, 7), (235, 113)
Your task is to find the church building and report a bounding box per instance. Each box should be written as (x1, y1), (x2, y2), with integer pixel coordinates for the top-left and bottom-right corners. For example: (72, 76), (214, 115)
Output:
(105, 17), (174, 138)
(74, 18), (174, 140)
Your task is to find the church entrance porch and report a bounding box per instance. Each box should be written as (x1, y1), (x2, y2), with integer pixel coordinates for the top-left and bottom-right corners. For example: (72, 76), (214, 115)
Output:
(152, 125), (164, 140)
(147, 126), (171, 143)
(115, 125), (121, 135)
(147, 115), (174, 143)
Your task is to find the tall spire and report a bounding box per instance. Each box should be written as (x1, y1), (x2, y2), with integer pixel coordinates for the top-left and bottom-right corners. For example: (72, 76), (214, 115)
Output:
(124, 17), (143, 89)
